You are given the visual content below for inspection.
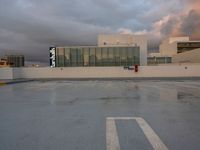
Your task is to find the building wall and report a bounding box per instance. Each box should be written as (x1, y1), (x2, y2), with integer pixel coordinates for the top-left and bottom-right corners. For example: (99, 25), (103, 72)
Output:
(98, 34), (135, 46)
(159, 40), (177, 57)
(172, 48), (200, 63)
(169, 37), (189, 44)
(98, 34), (147, 66)
(132, 35), (147, 66)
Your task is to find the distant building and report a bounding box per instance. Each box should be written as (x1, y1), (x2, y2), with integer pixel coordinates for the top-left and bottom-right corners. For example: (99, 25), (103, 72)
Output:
(159, 37), (200, 57)
(0, 55), (25, 67)
(50, 34), (147, 67)
(50, 46), (140, 67)
(172, 48), (200, 64)
(98, 34), (147, 66)
(0, 58), (10, 67)
(148, 36), (200, 65)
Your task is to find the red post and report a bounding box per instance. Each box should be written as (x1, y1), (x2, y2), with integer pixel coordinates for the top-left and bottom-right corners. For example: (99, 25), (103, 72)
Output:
(135, 65), (138, 72)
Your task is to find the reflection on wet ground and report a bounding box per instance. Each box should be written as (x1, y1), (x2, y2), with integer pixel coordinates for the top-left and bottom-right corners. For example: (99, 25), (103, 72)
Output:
(0, 80), (200, 150)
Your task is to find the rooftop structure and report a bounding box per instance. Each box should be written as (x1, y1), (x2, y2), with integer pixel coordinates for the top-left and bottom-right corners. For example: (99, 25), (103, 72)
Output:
(98, 34), (147, 65)
(148, 36), (200, 65)
(50, 34), (147, 67)
(159, 36), (200, 57)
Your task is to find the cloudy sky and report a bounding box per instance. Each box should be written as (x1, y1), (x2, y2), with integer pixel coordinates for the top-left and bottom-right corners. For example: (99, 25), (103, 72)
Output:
(0, 0), (200, 64)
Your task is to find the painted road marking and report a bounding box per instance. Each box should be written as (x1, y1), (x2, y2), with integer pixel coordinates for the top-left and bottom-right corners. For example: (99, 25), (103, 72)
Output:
(106, 118), (120, 150)
(106, 117), (168, 150)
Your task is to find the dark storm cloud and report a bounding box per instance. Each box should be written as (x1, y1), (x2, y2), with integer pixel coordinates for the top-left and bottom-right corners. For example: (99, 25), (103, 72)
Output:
(181, 10), (200, 36)
(0, 0), (198, 63)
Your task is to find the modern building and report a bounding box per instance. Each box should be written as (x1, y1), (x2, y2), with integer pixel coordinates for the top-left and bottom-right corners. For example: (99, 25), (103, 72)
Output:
(0, 55), (25, 67)
(159, 37), (200, 57)
(148, 36), (200, 65)
(50, 46), (140, 67)
(6, 55), (25, 67)
(98, 34), (147, 66)
(50, 34), (147, 67)
(172, 48), (200, 64)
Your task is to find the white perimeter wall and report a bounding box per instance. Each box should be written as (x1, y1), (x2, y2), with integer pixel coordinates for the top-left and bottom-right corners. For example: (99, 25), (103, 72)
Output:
(0, 66), (197, 79)
(1, 66), (200, 80)
(0, 68), (13, 79)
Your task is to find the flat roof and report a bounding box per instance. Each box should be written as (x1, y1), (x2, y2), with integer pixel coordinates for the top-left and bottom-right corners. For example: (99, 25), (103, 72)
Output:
(56, 45), (139, 48)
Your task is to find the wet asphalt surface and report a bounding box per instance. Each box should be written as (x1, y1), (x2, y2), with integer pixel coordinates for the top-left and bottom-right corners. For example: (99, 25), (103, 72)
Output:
(0, 80), (200, 150)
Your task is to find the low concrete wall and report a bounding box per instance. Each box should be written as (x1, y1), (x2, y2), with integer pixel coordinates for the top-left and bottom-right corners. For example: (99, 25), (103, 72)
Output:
(1, 66), (200, 80)
(8, 65), (200, 79)
(0, 68), (13, 79)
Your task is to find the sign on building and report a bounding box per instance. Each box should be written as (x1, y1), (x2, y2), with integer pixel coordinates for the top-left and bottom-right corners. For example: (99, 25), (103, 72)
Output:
(49, 47), (56, 67)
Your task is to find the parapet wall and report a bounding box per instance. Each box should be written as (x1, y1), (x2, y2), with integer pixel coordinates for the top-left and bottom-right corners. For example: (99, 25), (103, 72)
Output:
(1, 66), (200, 80)
(0, 68), (13, 79)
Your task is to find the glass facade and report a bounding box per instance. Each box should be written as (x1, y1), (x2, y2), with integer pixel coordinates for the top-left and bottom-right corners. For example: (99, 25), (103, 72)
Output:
(54, 46), (140, 67)
(147, 57), (171, 65)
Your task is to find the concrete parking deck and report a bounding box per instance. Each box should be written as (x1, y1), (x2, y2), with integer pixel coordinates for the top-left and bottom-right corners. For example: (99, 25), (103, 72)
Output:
(0, 80), (200, 150)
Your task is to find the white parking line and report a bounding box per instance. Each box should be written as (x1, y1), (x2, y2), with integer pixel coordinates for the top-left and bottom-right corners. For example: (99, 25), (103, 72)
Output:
(106, 118), (120, 150)
(106, 117), (168, 150)
(135, 117), (168, 150)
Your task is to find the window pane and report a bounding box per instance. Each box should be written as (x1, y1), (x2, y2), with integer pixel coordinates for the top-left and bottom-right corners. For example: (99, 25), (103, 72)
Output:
(56, 48), (59, 67)
(114, 47), (120, 66)
(96, 48), (102, 66)
(127, 47), (133, 66)
(77, 48), (83, 66)
(65, 48), (70, 66)
(89, 48), (95, 66)
(70, 48), (77, 67)
(102, 48), (108, 66)
(83, 48), (89, 66)
(57, 48), (65, 67)
(120, 47), (127, 66)
(133, 47), (140, 65)
(108, 47), (114, 66)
